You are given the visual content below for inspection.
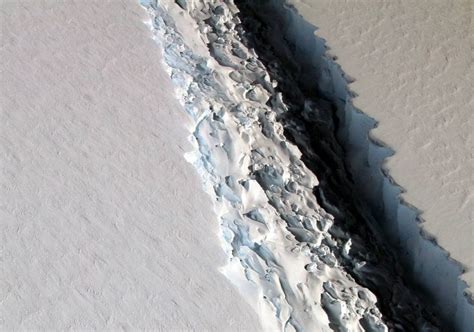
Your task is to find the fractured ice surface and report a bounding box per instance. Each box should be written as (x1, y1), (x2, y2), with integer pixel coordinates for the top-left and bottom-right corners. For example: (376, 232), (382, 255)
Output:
(140, 0), (447, 330)
(248, 0), (473, 330)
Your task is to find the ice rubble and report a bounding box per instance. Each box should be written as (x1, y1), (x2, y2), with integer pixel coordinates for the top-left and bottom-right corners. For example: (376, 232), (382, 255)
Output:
(235, 1), (473, 330)
(139, 0), (445, 330)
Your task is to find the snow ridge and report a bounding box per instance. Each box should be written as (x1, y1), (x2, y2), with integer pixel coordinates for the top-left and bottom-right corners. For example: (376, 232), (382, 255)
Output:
(139, 0), (439, 330)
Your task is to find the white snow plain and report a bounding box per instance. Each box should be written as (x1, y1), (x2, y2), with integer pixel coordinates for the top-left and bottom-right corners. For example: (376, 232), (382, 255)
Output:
(0, 0), (260, 329)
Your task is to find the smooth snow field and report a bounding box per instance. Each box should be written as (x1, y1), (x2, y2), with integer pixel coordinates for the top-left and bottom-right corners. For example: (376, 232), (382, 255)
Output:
(0, 0), (260, 329)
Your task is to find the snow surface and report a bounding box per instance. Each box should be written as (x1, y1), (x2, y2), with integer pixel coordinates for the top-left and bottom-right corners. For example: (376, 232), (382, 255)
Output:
(288, 0), (473, 290)
(0, 0), (260, 329)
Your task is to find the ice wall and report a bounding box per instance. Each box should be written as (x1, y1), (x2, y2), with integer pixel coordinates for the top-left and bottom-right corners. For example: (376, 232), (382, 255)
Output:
(243, 0), (473, 330)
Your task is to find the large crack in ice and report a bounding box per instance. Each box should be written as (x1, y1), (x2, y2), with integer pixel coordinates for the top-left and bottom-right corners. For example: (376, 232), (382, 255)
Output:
(229, 1), (473, 330)
(138, 0), (448, 330)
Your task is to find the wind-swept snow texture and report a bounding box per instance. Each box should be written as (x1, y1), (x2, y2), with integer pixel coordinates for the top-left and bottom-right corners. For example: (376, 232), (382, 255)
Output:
(0, 0), (260, 329)
(140, 0), (452, 330)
